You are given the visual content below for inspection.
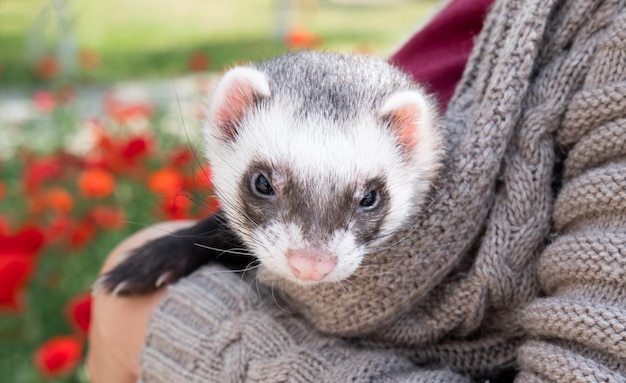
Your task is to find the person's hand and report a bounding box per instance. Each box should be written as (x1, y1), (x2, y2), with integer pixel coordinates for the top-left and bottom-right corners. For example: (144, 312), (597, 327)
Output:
(86, 220), (196, 383)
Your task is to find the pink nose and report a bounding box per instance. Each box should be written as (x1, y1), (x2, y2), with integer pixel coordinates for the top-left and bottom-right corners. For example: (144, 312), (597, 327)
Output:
(286, 250), (336, 281)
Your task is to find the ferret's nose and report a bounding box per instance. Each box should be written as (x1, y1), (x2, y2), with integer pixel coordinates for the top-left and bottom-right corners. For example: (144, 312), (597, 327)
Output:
(286, 250), (336, 281)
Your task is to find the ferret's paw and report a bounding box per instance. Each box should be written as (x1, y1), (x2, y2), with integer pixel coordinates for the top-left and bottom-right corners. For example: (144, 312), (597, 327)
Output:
(94, 236), (204, 296)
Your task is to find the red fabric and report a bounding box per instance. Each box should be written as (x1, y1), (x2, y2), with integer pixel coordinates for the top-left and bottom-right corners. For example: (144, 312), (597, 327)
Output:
(390, 0), (495, 108)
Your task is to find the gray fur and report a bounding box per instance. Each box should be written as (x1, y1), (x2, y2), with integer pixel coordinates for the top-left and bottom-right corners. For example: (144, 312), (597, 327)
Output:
(253, 51), (427, 127)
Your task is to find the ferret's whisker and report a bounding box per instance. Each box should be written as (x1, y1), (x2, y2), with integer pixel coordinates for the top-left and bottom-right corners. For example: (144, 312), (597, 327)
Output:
(193, 243), (253, 257)
(270, 283), (295, 314)
(337, 280), (349, 295)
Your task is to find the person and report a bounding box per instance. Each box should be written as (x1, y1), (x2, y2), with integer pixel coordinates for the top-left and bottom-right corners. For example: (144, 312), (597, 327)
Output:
(87, 0), (626, 381)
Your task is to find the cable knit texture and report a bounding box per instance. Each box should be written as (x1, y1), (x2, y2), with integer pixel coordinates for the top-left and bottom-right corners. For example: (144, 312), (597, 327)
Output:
(139, 0), (626, 381)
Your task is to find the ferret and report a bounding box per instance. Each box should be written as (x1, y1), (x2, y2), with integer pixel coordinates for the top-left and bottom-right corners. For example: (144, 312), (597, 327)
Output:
(98, 51), (443, 295)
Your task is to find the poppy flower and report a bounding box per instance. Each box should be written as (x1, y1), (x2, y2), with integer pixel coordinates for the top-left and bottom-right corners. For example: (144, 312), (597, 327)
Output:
(23, 156), (63, 193)
(188, 51), (211, 72)
(45, 213), (73, 244)
(284, 27), (321, 49)
(77, 168), (115, 198)
(0, 225), (45, 258)
(65, 293), (92, 335)
(33, 336), (82, 378)
(120, 135), (151, 164)
(46, 188), (74, 212)
(0, 226), (45, 311)
(160, 194), (192, 220)
(32, 90), (57, 113)
(31, 187), (74, 214)
(35, 55), (60, 80)
(190, 164), (213, 190)
(148, 167), (185, 196)
(88, 206), (125, 230)
(84, 132), (149, 174)
(0, 256), (35, 312)
(168, 147), (195, 167)
(84, 124), (123, 170)
(69, 219), (96, 249)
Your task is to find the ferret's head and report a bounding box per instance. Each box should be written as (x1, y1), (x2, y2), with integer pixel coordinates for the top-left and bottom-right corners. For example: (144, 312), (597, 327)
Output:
(204, 52), (443, 285)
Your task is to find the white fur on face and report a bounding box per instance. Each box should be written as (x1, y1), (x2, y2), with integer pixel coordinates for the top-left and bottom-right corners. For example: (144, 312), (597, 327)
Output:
(249, 221), (363, 284)
(203, 70), (442, 283)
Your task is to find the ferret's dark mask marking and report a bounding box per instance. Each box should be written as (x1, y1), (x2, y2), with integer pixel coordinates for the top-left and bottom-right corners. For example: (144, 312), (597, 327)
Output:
(352, 177), (390, 244)
(238, 162), (389, 245)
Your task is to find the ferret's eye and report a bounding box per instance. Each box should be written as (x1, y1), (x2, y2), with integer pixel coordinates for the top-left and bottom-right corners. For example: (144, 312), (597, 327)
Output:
(253, 174), (275, 196)
(359, 190), (379, 209)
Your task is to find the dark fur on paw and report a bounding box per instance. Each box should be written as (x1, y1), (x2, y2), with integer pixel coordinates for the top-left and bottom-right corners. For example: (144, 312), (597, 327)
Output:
(94, 214), (251, 296)
(94, 234), (211, 296)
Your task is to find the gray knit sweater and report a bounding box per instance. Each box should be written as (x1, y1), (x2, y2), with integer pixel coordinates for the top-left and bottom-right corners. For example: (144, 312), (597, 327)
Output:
(139, 0), (626, 381)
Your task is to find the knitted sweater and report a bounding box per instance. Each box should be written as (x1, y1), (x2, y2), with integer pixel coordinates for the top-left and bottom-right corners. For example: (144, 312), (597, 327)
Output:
(139, 0), (626, 381)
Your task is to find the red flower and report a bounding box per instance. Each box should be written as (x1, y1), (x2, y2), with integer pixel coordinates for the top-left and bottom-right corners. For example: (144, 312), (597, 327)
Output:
(168, 147), (195, 167)
(0, 226), (45, 260)
(0, 256), (35, 312)
(65, 293), (92, 335)
(188, 51), (211, 72)
(148, 167), (184, 196)
(77, 168), (115, 198)
(88, 206), (125, 230)
(120, 135), (150, 163)
(45, 213), (73, 244)
(190, 164), (213, 190)
(69, 219), (96, 249)
(23, 156), (63, 193)
(35, 55), (60, 80)
(160, 194), (192, 220)
(45, 187), (74, 212)
(33, 336), (82, 378)
(32, 90), (57, 112)
(284, 27), (322, 49)
(0, 226), (45, 311)
(30, 187), (74, 214)
(84, 127), (152, 173)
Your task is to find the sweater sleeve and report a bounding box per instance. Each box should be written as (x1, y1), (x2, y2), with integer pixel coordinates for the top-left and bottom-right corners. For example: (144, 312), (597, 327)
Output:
(138, 265), (471, 383)
(516, 6), (626, 382)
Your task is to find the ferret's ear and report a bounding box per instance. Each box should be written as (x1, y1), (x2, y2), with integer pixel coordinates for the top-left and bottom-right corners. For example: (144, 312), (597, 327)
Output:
(380, 90), (435, 154)
(210, 67), (271, 140)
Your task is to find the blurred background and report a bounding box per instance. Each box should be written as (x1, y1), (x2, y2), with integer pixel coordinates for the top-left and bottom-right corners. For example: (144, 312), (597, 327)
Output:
(0, 0), (438, 381)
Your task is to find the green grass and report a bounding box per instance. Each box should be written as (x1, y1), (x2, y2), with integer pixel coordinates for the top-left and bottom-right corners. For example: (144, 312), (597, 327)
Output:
(0, 0), (438, 86)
